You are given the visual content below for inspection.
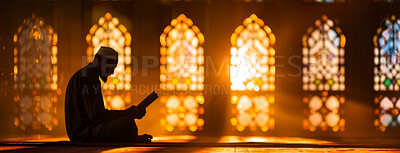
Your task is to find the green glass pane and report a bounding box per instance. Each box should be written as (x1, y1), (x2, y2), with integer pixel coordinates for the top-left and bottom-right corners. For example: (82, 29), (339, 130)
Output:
(313, 78), (321, 86)
(384, 78), (391, 87)
(38, 77), (46, 86)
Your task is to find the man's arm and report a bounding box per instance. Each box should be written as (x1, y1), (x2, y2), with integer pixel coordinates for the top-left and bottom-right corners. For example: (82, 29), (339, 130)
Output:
(81, 75), (136, 123)
(108, 105), (146, 119)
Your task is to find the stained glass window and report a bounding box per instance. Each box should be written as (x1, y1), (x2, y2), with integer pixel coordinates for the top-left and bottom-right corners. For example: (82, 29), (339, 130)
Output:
(374, 15), (400, 91)
(302, 15), (345, 91)
(13, 14), (60, 131)
(230, 14), (275, 92)
(302, 15), (345, 132)
(160, 14), (205, 132)
(230, 14), (275, 132)
(373, 15), (400, 131)
(86, 13), (132, 110)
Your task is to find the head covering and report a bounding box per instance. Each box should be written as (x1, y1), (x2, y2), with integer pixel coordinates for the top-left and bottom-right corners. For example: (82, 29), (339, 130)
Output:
(95, 46), (118, 61)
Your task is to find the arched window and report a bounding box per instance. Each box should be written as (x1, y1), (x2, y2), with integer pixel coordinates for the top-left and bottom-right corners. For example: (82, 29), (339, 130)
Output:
(302, 15), (345, 132)
(374, 15), (400, 91)
(160, 14), (205, 132)
(373, 15), (400, 132)
(13, 14), (59, 131)
(230, 14), (275, 132)
(86, 13), (132, 110)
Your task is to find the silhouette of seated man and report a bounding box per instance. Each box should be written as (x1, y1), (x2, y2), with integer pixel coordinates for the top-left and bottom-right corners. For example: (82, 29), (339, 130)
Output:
(65, 46), (152, 143)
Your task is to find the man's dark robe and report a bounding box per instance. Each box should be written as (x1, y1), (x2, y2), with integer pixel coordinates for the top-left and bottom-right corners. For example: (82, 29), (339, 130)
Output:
(65, 63), (137, 142)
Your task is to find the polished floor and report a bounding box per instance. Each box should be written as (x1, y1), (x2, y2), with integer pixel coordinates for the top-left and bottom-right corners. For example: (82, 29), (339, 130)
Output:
(1, 135), (400, 152)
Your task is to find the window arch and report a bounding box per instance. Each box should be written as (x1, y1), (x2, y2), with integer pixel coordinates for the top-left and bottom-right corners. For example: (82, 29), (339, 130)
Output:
(302, 15), (345, 91)
(160, 14), (205, 91)
(13, 14), (59, 131)
(373, 15), (400, 132)
(86, 13), (132, 110)
(160, 14), (205, 132)
(374, 15), (400, 91)
(230, 14), (275, 92)
(302, 15), (345, 132)
(230, 14), (275, 132)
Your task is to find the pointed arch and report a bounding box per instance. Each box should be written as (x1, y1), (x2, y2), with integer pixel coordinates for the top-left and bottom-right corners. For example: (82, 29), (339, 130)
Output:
(374, 15), (400, 91)
(160, 14), (205, 132)
(13, 14), (59, 131)
(160, 14), (205, 91)
(373, 15), (400, 132)
(86, 13), (132, 110)
(302, 15), (345, 132)
(302, 15), (345, 91)
(230, 14), (275, 132)
(230, 14), (276, 92)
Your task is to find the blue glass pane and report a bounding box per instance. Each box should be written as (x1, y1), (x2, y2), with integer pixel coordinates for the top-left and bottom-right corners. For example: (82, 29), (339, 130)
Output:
(334, 38), (339, 47)
(397, 114), (400, 124)
(395, 40), (399, 51)
(379, 37), (385, 48)
(328, 30), (337, 40)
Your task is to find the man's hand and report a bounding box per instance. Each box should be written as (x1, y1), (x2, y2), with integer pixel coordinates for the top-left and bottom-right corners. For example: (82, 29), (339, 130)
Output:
(135, 134), (153, 143)
(132, 107), (146, 119)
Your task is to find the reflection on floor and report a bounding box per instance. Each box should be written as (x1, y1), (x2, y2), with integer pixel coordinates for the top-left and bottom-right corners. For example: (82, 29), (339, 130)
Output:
(103, 147), (400, 153)
(1, 135), (400, 152)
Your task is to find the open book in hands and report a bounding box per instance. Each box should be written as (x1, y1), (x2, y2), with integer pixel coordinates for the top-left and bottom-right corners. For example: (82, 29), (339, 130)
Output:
(128, 91), (158, 119)
(137, 91), (158, 110)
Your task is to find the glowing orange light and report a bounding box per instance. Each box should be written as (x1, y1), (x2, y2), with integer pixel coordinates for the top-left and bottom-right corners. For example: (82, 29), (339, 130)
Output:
(160, 14), (205, 132)
(230, 14), (275, 91)
(14, 15), (59, 131)
(87, 13), (132, 110)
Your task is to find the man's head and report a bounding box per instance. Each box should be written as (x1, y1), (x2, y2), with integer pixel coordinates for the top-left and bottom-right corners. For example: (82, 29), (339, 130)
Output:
(93, 46), (118, 82)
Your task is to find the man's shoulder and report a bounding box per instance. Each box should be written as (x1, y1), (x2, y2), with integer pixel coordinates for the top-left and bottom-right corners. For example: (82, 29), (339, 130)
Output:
(81, 66), (98, 76)
(69, 65), (98, 81)
(81, 66), (100, 84)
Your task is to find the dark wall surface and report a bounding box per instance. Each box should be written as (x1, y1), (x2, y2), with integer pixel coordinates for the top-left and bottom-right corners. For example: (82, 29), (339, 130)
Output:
(0, 0), (399, 139)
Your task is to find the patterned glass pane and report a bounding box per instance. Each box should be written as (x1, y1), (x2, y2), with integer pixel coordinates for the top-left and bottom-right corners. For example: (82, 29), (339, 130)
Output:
(160, 93), (205, 132)
(373, 15), (400, 91)
(302, 92), (345, 132)
(302, 15), (345, 132)
(13, 14), (59, 131)
(160, 14), (205, 132)
(302, 15), (345, 91)
(231, 94), (275, 132)
(86, 13), (132, 110)
(230, 14), (275, 92)
(230, 14), (275, 132)
(374, 96), (400, 131)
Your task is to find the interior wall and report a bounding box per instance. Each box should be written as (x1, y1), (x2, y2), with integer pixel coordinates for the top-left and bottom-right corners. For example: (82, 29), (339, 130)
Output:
(0, 0), (399, 139)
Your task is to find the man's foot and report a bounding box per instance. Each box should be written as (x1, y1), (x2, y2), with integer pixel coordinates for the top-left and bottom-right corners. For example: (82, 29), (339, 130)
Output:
(135, 134), (153, 143)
